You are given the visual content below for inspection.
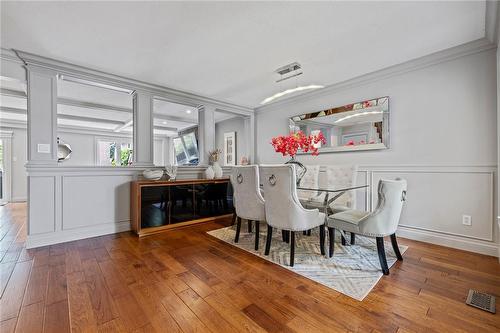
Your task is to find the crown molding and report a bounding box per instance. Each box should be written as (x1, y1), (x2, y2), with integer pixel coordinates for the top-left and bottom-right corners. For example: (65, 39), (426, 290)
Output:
(485, 0), (499, 44)
(12, 49), (254, 115)
(0, 47), (23, 64)
(255, 38), (497, 113)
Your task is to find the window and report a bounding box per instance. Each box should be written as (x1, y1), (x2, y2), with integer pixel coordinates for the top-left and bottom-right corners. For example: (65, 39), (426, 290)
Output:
(172, 129), (199, 166)
(173, 137), (188, 165)
(97, 139), (133, 166)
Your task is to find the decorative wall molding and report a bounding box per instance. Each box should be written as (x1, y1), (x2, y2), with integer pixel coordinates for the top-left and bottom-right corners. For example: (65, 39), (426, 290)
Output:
(13, 50), (254, 115)
(255, 38), (497, 112)
(317, 164), (498, 256)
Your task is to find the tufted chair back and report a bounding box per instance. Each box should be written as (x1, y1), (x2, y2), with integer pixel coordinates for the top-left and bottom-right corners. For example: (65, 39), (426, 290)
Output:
(260, 164), (324, 231)
(360, 179), (407, 237)
(325, 165), (358, 209)
(230, 165), (266, 221)
(297, 165), (320, 201)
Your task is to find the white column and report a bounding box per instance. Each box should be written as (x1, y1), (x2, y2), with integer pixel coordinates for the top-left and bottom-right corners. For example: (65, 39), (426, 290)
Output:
(244, 114), (255, 164)
(133, 90), (154, 167)
(198, 105), (216, 165)
(26, 66), (58, 166)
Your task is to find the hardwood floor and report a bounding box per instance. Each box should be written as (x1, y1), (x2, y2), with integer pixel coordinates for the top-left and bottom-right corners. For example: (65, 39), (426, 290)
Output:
(1, 203), (499, 332)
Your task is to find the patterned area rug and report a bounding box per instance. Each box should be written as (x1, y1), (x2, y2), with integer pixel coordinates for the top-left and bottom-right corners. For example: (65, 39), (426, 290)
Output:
(208, 225), (407, 301)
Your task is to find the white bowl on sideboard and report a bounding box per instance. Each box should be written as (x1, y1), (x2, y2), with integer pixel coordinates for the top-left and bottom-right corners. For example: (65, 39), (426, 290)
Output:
(143, 169), (164, 180)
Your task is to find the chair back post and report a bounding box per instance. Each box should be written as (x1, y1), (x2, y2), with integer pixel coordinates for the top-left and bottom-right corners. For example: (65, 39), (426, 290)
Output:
(261, 164), (323, 231)
(361, 179), (407, 236)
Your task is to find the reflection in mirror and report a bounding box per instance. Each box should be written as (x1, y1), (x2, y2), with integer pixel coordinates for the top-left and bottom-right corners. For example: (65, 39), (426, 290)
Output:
(290, 96), (389, 153)
(56, 76), (134, 166)
(214, 110), (248, 166)
(153, 99), (199, 166)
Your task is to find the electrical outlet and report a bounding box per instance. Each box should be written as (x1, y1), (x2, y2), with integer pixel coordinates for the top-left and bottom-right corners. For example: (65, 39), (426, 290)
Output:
(462, 215), (472, 226)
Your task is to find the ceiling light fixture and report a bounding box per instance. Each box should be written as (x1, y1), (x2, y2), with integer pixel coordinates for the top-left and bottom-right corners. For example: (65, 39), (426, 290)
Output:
(261, 85), (324, 105)
(334, 110), (383, 123)
(186, 109), (192, 114)
(162, 121), (167, 124)
(261, 62), (324, 105)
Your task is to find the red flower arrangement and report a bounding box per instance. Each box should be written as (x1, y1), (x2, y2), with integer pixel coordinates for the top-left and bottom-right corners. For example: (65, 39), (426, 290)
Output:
(271, 131), (326, 157)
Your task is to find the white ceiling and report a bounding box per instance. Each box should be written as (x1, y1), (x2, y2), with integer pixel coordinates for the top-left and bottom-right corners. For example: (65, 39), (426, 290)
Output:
(0, 1), (488, 107)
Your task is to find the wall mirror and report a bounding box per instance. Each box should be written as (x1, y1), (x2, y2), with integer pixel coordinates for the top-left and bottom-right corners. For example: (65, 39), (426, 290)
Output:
(289, 96), (389, 153)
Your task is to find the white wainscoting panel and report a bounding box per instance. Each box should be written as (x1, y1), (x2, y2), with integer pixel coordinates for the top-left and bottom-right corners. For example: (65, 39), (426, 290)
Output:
(25, 166), (209, 248)
(28, 176), (56, 235)
(62, 175), (133, 230)
(372, 170), (494, 242)
(315, 165), (497, 256)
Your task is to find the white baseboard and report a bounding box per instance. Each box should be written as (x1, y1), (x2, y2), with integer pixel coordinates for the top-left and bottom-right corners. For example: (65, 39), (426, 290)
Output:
(397, 225), (499, 257)
(10, 197), (27, 203)
(26, 220), (131, 249)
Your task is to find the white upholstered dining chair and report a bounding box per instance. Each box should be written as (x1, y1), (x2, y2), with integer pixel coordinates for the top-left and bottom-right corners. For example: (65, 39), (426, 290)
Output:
(300, 165), (358, 242)
(230, 165), (266, 250)
(326, 178), (407, 275)
(297, 165), (320, 202)
(260, 164), (326, 266)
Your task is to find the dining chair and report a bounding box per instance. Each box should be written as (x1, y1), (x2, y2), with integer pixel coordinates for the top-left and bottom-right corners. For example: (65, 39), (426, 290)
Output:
(326, 178), (407, 275)
(297, 165), (320, 202)
(297, 165), (320, 236)
(260, 164), (326, 266)
(324, 164), (358, 213)
(230, 165), (266, 250)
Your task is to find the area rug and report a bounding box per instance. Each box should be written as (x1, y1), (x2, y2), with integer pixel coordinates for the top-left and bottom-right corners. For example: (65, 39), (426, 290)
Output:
(207, 226), (407, 301)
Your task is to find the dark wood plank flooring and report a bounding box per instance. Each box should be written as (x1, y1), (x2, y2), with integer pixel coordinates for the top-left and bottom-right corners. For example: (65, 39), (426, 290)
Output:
(1, 203), (499, 332)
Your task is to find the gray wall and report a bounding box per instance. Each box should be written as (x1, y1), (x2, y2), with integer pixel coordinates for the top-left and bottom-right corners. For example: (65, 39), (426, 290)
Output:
(255, 48), (498, 255)
(215, 116), (247, 165)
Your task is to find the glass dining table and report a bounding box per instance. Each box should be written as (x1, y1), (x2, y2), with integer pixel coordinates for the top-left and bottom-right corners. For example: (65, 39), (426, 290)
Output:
(297, 184), (369, 214)
(296, 184), (369, 243)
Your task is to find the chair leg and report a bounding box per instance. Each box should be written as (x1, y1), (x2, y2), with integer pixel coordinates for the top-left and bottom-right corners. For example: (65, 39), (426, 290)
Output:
(265, 226), (273, 255)
(350, 232), (355, 245)
(328, 227), (335, 257)
(234, 217), (242, 243)
(282, 230), (287, 242)
(307, 229), (312, 236)
(284, 230), (290, 243)
(390, 234), (403, 261)
(290, 231), (295, 266)
(341, 234), (346, 246)
(254, 221), (260, 251)
(319, 225), (325, 255)
(303, 231), (307, 235)
(376, 237), (390, 275)
(231, 212), (237, 225)
(247, 220), (253, 233)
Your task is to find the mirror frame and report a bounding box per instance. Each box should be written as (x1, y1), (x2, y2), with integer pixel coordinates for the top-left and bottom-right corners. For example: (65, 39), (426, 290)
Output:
(290, 96), (390, 154)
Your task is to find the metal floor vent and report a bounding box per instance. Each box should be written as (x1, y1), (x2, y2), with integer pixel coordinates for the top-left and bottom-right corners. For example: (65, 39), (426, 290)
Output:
(466, 289), (496, 313)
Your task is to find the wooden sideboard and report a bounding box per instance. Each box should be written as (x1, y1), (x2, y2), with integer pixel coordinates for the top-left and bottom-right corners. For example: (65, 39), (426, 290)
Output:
(131, 178), (234, 236)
